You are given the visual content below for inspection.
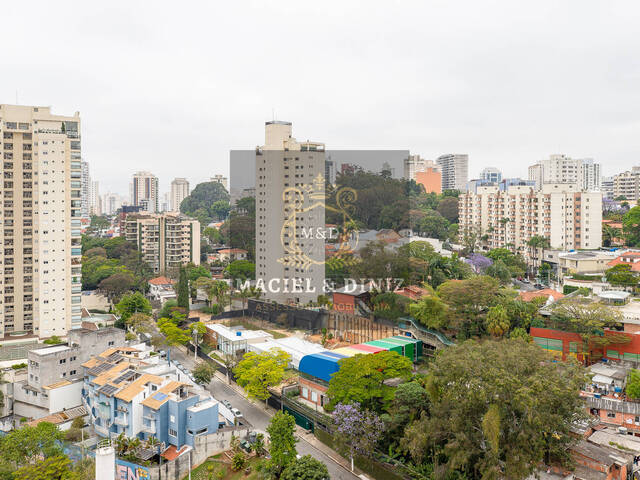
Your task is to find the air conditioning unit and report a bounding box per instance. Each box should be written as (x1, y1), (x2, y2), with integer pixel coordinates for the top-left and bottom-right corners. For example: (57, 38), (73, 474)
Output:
(618, 426), (628, 435)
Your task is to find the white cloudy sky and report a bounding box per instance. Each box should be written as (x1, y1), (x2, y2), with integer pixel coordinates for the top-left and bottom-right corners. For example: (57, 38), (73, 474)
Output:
(3, 1), (640, 196)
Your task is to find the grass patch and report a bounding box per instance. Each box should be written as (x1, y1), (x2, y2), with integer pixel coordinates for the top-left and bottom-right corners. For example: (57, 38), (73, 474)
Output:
(182, 456), (262, 480)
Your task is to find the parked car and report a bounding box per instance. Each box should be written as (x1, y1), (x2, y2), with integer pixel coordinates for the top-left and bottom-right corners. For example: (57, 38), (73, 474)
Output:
(222, 399), (232, 409)
(522, 278), (530, 284)
(159, 350), (167, 358)
(231, 408), (243, 419)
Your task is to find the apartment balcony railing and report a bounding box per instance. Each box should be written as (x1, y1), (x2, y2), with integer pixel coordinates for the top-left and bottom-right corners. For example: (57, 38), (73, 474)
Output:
(141, 423), (156, 434)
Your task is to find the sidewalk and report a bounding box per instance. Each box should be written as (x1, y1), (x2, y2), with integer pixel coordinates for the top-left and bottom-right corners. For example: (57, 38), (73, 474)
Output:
(295, 426), (365, 477)
(214, 371), (361, 477)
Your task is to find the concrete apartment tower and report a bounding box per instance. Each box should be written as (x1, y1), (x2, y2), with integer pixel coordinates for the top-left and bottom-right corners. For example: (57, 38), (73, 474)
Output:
(170, 177), (190, 212)
(255, 121), (325, 304)
(81, 161), (90, 218)
(210, 174), (228, 191)
(132, 171), (159, 213)
(528, 155), (602, 191)
(0, 104), (83, 338)
(90, 180), (101, 216)
(480, 167), (502, 183)
(437, 154), (468, 191)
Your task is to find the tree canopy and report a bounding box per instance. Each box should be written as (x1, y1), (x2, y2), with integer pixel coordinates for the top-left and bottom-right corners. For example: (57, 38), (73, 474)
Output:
(180, 181), (230, 226)
(401, 339), (586, 480)
(234, 349), (290, 403)
(326, 351), (413, 412)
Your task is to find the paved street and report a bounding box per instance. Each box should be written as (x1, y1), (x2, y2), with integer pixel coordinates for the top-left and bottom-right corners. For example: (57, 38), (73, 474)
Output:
(168, 344), (361, 480)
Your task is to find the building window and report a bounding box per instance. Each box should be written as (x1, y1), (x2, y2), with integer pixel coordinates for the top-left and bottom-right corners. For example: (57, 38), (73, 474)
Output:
(108, 341), (115, 346)
(69, 370), (76, 375)
(169, 429), (177, 437)
(170, 415), (175, 423)
(607, 412), (616, 418)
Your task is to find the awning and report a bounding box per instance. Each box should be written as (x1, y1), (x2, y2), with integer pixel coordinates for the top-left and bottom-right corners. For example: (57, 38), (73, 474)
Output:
(592, 374), (614, 385)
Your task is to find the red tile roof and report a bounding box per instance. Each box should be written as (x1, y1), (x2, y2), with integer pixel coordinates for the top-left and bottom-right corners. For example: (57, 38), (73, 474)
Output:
(161, 445), (190, 461)
(607, 252), (640, 271)
(218, 248), (247, 254)
(149, 276), (174, 285)
(395, 285), (430, 301)
(519, 289), (564, 302)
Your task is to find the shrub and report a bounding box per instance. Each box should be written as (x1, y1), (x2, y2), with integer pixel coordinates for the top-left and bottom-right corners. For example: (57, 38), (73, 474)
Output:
(231, 452), (246, 471)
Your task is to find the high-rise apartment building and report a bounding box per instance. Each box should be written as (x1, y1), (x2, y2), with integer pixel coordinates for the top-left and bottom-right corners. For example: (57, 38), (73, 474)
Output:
(101, 193), (124, 215)
(210, 175), (228, 191)
(132, 171), (159, 213)
(89, 180), (101, 216)
(528, 155), (601, 191)
(582, 159), (602, 192)
(123, 213), (200, 274)
(81, 161), (90, 218)
(601, 176), (614, 201)
(480, 167), (502, 183)
(613, 168), (640, 201)
(436, 154), (468, 191)
(325, 157), (336, 185)
(255, 121), (325, 304)
(171, 178), (190, 212)
(0, 104), (83, 338)
(459, 183), (602, 254)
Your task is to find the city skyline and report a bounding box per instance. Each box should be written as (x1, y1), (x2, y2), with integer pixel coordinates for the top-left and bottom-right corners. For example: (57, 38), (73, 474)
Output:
(2, 1), (640, 195)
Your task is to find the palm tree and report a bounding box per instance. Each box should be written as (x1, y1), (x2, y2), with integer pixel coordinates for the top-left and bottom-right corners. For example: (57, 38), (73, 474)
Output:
(603, 224), (622, 247)
(526, 235), (550, 280)
(499, 217), (510, 250)
(237, 287), (255, 317)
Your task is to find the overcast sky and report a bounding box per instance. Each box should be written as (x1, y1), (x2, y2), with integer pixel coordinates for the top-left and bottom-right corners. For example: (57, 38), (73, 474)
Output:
(3, 1), (640, 196)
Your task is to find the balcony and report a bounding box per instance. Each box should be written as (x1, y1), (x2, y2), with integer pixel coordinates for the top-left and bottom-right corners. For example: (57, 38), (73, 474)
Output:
(141, 423), (156, 434)
(114, 415), (128, 426)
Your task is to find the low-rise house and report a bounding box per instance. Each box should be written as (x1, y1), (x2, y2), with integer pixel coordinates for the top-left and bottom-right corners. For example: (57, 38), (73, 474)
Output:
(13, 328), (126, 421)
(210, 248), (248, 263)
(557, 251), (619, 281)
(82, 346), (223, 449)
(148, 276), (177, 304)
(519, 288), (565, 303)
(204, 324), (273, 357)
(80, 308), (117, 330)
(570, 440), (633, 480)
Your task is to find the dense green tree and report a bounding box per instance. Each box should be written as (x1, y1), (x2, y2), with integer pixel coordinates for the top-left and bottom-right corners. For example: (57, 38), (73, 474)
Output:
(234, 350), (290, 404)
(627, 369), (640, 399)
(192, 362), (217, 385)
(485, 259), (512, 284)
(115, 292), (151, 325)
(281, 454), (330, 480)
(605, 264), (638, 286)
(401, 339), (586, 479)
(623, 206), (640, 246)
(177, 266), (190, 309)
(202, 226), (223, 245)
(13, 455), (74, 480)
(485, 304), (510, 337)
(219, 215), (255, 259)
(98, 272), (136, 302)
(486, 248), (526, 278)
(0, 422), (64, 467)
(408, 295), (449, 330)
(180, 181), (230, 225)
(187, 264), (211, 282)
(416, 210), (450, 240)
(436, 276), (504, 337)
(326, 351), (413, 412)
(224, 260), (255, 283)
(436, 196), (459, 223)
(265, 412), (298, 478)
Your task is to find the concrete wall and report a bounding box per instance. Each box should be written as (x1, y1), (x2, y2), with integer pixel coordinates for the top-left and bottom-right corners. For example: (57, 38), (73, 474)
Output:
(49, 381), (83, 412)
(146, 427), (249, 480)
